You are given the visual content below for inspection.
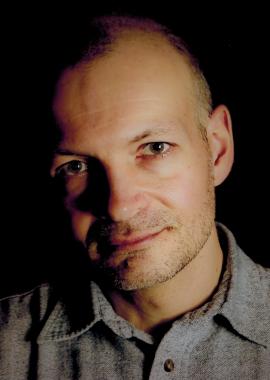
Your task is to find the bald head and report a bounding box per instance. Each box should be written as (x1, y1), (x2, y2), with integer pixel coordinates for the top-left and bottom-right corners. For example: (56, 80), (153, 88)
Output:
(54, 29), (198, 132)
(56, 15), (212, 130)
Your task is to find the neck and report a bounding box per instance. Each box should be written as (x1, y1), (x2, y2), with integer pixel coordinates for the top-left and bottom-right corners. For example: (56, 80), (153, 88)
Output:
(104, 226), (224, 337)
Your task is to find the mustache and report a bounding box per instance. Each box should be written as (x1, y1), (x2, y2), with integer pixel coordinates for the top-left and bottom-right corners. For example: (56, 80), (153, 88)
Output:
(85, 211), (178, 248)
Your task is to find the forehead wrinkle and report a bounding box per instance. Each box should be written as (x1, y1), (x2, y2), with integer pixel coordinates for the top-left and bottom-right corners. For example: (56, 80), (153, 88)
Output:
(57, 120), (189, 158)
(54, 34), (199, 146)
(57, 97), (172, 126)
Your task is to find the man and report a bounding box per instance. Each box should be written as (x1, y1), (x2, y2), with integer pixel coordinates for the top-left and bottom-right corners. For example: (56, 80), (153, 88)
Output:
(1, 15), (269, 379)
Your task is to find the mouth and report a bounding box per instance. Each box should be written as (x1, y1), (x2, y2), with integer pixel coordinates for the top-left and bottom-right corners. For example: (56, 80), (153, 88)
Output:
(110, 228), (167, 250)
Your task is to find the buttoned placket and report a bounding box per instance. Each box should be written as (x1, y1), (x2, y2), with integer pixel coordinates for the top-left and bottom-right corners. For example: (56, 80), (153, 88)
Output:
(148, 314), (216, 380)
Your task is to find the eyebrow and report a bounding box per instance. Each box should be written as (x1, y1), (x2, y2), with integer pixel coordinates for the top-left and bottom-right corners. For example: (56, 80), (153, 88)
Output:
(53, 124), (180, 157)
(130, 125), (178, 144)
(53, 148), (89, 157)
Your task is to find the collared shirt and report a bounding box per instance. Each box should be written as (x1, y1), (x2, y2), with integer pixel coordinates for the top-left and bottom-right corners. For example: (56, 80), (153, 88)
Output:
(0, 224), (269, 379)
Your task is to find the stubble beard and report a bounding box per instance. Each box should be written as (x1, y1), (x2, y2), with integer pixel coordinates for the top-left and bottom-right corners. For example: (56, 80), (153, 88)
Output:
(88, 161), (216, 291)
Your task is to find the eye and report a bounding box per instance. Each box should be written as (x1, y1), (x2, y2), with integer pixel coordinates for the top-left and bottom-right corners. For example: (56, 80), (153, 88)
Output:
(141, 142), (171, 156)
(55, 160), (88, 177)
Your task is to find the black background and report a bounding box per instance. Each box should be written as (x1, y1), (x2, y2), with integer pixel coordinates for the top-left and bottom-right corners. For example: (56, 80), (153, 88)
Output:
(1, 2), (269, 298)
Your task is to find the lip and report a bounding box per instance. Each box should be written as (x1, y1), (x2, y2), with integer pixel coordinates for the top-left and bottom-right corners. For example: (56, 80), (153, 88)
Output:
(111, 228), (166, 249)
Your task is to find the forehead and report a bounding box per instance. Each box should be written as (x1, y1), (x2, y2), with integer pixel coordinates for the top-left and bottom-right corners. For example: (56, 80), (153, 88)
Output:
(53, 31), (197, 144)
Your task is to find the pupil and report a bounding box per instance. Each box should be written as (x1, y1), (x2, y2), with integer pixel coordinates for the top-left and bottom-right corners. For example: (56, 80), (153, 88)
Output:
(70, 161), (82, 171)
(152, 142), (164, 153)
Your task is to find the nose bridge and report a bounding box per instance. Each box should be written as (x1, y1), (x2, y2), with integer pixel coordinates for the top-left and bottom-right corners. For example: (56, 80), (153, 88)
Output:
(106, 160), (146, 221)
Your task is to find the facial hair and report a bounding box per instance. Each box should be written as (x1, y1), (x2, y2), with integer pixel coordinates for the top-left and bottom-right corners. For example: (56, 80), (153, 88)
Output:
(86, 159), (215, 291)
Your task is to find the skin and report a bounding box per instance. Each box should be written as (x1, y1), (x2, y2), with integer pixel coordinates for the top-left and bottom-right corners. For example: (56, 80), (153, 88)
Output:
(51, 30), (234, 335)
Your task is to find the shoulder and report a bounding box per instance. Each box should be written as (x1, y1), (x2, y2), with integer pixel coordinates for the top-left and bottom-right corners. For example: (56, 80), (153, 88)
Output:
(256, 258), (270, 279)
(243, 256), (270, 346)
(217, 223), (270, 347)
(251, 259), (270, 316)
(0, 284), (53, 339)
(254, 260), (270, 291)
(0, 283), (51, 310)
(240, 249), (270, 299)
(219, 222), (270, 297)
(227, 246), (270, 347)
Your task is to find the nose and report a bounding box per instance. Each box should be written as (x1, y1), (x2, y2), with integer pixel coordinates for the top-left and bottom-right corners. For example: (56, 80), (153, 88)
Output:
(75, 158), (149, 221)
(106, 166), (148, 222)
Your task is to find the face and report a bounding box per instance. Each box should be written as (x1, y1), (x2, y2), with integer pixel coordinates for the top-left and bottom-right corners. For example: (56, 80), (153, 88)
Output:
(51, 32), (216, 290)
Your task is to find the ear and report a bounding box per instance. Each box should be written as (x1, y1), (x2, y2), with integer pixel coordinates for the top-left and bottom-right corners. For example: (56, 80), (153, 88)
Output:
(207, 105), (234, 186)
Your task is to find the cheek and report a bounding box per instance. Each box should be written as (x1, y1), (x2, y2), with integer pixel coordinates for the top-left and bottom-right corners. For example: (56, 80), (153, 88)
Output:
(64, 175), (88, 198)
(67, 208), (94, 244)
(154, 161), (211, 211)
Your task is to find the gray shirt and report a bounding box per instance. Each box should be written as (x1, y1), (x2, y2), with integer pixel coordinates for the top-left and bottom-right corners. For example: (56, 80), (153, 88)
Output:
(1, 224), (269, 379)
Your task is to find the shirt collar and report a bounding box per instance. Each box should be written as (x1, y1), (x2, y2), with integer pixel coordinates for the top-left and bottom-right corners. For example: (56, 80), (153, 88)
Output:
(37, 282), (99, 343)
(37, 281), (153, 344)
(37, 223), (269, 347)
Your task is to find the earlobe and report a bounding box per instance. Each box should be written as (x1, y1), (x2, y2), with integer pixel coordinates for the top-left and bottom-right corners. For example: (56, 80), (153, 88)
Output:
(207, 105), (234, 186)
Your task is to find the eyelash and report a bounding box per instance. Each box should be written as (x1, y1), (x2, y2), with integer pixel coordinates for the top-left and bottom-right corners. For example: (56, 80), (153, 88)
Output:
(55, 160), (88, 177)
(137, 142), (173, 159)
(53, 142), (173, 177)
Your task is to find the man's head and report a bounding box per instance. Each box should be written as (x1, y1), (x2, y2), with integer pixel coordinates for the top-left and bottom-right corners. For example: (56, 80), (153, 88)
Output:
(50, 15), (234, 290)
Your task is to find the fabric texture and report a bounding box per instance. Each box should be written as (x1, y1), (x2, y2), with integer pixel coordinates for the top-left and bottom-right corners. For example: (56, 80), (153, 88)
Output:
(0, 223), (269, 379)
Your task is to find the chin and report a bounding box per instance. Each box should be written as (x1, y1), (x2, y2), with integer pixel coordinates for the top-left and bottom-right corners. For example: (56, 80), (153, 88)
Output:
(95, 247), (191, 291)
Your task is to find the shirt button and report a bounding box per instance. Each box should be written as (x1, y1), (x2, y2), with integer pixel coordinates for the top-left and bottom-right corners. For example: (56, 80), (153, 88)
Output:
(164, 358), (175, 372)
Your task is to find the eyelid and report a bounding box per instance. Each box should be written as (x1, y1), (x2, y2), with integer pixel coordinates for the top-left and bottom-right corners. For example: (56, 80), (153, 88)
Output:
(138, 142), (172, 156)
(52, 159), (88, 177)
